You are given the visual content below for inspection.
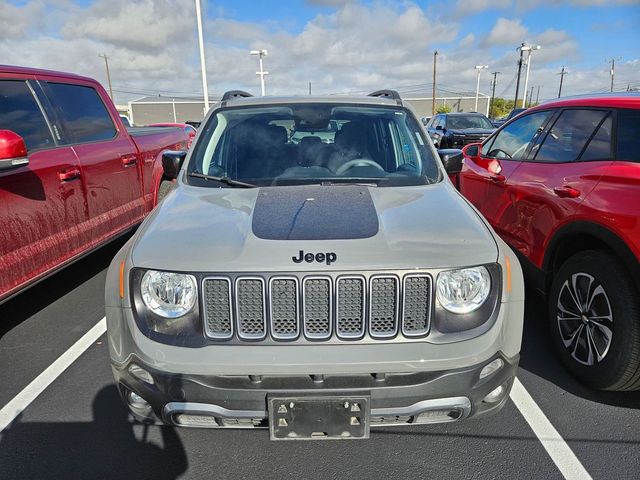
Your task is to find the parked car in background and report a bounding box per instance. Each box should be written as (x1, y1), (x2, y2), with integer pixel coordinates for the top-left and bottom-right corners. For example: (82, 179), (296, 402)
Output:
(0, 65), (190, 303)
(149, 123), (197, 148)
(458, 93), (640, 391)
(426, 112), (494, 149)
(120, 114), (132, 127)
(491, 108), (527, 128)
(105, 89), (524, 438)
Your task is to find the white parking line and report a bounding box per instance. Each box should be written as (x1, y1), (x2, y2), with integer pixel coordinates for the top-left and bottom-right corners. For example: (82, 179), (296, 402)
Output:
(0, 317), (106, 433)
(510, 378), (592, 480)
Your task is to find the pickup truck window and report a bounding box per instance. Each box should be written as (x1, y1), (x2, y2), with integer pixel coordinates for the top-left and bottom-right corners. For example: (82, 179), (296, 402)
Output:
(46, 83), (116, 144)
(190, 103), (440, 187)
(0, 80), (55, 150)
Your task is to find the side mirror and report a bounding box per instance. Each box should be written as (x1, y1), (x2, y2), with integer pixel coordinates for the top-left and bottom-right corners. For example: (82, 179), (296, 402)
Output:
(0, 130), (28, 171)
(435, 125), (444, 131)
(161, 150), (187, 179)
(438, 149), (464, 175)
(461, 142), (481, 161)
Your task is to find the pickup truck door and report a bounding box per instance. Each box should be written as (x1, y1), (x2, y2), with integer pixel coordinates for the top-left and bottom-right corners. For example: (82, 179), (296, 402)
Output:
(0, 79), (89, 299)
(43, 81), (145, 242)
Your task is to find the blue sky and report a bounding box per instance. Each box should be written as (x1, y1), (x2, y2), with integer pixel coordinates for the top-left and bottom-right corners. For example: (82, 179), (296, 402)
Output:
(2, 0), (639, 102)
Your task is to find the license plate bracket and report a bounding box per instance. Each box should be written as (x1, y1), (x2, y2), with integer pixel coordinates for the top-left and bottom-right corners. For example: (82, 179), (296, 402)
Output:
(268, 395), (370, 441)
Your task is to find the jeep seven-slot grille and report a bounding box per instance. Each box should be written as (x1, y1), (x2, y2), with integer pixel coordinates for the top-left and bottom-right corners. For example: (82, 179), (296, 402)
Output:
(202, 273), (432, 342)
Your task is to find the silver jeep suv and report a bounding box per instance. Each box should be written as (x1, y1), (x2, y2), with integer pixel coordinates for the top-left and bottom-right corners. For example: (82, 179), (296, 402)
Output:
(105, 90), (524, 440)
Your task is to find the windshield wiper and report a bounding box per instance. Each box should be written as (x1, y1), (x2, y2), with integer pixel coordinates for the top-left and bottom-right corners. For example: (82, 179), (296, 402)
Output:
(189, 172), (256, 188)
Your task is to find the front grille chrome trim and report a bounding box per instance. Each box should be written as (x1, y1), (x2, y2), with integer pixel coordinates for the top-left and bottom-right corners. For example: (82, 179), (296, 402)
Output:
(368, 275), (400, 339)
(202, 276), (233, 340)
(302, 276), (333, 340)
(235, 276), (267, 341)
(335, 275), (366, 340)
(401, 274), (433, 338)
(268, 276), (300, 341)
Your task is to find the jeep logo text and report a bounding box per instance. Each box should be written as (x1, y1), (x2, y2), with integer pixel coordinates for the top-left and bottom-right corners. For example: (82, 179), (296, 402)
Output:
(292, 250), (337, 265)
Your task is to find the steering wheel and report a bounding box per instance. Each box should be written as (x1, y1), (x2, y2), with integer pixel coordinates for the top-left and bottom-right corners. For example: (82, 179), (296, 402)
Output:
(335, 158), (385, 175)
(487, 148), (512, 159)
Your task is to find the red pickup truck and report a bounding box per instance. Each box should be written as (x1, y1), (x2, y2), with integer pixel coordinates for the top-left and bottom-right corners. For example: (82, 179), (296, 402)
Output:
(0, 65), (189, 303)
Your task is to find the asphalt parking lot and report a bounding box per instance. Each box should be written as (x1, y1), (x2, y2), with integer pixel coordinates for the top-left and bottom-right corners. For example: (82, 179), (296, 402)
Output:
(1, 235), (639, 480)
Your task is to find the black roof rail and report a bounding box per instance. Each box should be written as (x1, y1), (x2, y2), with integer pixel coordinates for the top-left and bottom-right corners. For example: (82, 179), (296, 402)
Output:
(368, 89), (402, 105)
(221, 90), (253, 106)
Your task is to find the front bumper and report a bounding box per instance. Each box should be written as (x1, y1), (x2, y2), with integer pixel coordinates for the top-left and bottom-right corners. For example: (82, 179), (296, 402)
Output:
(113, 352), (518, 429)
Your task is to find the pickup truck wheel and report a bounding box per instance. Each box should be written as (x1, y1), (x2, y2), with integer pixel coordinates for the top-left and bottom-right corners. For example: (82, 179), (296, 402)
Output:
(548, 250), (640, 391)
(157, 180), (175, 202)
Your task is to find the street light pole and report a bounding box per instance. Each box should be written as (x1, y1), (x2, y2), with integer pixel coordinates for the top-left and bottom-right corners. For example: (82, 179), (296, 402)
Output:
(98, 53), (113, 101)
(195, 0), (210, 113)
(521, 44), (541, 108)
(474, 65), (488, 112)
(250, 49), (269, 96)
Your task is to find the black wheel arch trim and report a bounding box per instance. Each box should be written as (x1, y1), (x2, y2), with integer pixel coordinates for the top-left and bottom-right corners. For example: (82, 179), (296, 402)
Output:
(543, 221), (640, 292)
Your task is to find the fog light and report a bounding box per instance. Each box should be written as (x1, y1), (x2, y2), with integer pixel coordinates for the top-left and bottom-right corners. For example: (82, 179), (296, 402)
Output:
(483, 385), (506, 403)
(128, 391), (150, 409)
(128, 364), (154, 384)
(175, 414), (219, 427)
(479, 358), (504, 379)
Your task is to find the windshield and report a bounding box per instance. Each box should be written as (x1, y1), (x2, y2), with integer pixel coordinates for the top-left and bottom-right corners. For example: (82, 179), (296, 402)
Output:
(187, 103), (441, 187)
(446, 115), (493, 130)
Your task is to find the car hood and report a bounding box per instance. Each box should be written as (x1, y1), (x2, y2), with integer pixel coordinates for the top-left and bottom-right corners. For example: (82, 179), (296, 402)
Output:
(131, 182), (498, 272)
(447, 128), (494, 135)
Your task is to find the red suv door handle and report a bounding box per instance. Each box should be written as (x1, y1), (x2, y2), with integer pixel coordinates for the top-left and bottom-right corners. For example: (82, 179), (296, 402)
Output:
(57, 168), (81, 182)
(121, 154), (138, 167)
(553, 186), (581, 198)
(490, 173), (506, 183)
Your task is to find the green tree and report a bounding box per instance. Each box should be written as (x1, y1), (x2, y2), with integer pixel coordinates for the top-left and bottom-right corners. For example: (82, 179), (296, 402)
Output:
(489, 97), (515, 119)
(436, 104), (452, 114)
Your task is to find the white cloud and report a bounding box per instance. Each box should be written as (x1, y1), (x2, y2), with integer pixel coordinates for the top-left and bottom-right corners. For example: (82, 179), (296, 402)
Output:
(482, 18), (529, 46)
(0, 0), (635, 106)
(454, 0), (511, 15)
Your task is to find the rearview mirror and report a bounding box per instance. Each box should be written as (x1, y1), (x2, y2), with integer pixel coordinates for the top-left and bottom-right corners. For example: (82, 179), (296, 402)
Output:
(0, 130), (28, 171)
(438, 149), (464, 175)
(161, 150), (187, 179)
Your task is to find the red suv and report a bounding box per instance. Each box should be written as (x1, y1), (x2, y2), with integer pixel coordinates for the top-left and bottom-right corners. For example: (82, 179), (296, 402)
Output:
(458, 93), (640, 391)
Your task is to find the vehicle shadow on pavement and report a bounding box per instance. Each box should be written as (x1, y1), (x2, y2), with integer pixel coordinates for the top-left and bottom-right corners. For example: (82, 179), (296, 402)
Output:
(518, 288), (640, 409)
(0, 234), (131, 341)
(0, 385), (187, 480)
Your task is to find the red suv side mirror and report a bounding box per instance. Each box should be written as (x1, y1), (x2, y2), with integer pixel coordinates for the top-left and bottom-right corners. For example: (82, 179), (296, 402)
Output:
(461, 142), (481, 162)
(0, 130), (29, 171)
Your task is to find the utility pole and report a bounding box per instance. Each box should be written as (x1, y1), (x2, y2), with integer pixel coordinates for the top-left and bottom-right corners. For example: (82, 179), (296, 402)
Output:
(528, 86), (535, 107)
(557, 66), (567, 98)
(432, 50), (438, 115)
(489, 71), (500, 117)
(308, 82), (311, 95)
(514, 43), (525, 108)
(98, 53), (113, 101)
(535, 85), (541, 104)
(521, 44), (541, 108)
(609, 58), (615, 92)
(195, 0), (210, 113)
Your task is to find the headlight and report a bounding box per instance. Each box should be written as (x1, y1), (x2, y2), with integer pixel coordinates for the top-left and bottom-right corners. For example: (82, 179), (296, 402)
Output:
(436, 266), (491, 314)
(141, 270), (197, 318)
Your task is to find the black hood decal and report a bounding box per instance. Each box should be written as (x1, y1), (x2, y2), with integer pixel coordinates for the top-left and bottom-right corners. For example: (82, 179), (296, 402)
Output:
(252, 185), (379, 240)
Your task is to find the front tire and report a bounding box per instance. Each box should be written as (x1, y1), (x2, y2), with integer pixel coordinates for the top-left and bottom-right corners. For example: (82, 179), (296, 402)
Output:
(548, 250), (640, 390)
